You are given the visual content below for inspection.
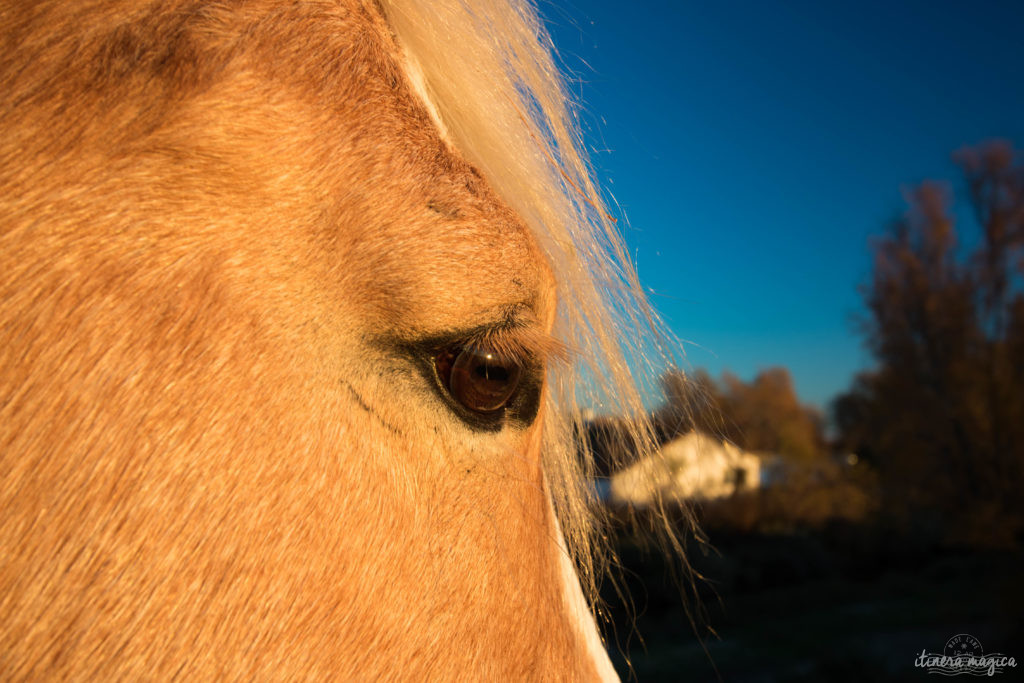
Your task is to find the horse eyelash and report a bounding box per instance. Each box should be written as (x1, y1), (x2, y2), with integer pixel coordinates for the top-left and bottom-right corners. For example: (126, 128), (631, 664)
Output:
(461, 325), (572, 366)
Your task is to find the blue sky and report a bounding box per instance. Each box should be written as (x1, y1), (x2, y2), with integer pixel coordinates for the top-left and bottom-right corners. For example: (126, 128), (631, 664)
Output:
(539, 0), (1024, 409)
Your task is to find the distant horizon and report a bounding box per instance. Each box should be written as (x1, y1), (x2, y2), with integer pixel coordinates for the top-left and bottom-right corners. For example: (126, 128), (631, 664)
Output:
(541, 0), (1024, 410)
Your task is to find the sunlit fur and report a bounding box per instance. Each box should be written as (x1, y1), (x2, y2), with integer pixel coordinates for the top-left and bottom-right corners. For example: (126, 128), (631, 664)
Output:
(1, 0), (688, 678)
(380, 0), (694, 600)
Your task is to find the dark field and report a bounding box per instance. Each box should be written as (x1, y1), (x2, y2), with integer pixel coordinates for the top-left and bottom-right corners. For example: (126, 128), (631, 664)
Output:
(602, 522), (1022, 682)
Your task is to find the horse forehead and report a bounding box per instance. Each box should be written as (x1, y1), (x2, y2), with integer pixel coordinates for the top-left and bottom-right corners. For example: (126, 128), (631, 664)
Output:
(333, 187), (552, 333)
(5, 0), (555, 330)
(298, 10), (556, 330)
(109, 0), (556, 333)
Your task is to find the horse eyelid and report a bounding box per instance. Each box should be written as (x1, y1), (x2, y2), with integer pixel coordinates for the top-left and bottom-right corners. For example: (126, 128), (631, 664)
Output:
(383, 318), (569, 368)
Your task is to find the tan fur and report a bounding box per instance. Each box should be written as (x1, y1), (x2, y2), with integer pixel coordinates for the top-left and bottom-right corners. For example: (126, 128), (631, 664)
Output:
(378, 2), (696, 602)
(0, 1), (616, 678)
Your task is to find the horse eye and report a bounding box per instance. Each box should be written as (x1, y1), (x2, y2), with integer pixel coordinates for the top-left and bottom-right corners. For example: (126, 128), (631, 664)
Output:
(434, 345), (523, 414)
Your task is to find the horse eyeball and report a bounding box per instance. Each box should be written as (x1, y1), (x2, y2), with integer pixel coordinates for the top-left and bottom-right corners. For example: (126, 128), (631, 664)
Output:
(435, 346), (522, 414)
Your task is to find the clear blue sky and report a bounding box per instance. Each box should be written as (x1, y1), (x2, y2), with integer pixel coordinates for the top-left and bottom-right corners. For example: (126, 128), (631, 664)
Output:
(539, 0), (1024, 410)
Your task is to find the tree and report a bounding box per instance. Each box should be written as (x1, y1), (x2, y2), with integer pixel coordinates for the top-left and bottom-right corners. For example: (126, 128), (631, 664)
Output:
(833, 141), (1024, 546)
(659, 366), (825, 462)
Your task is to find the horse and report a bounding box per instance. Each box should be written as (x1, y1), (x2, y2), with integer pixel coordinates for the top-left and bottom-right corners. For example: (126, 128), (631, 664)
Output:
(0, 1), (680, 678)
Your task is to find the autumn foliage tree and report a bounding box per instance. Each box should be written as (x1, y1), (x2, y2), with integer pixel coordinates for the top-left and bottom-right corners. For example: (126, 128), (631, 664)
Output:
(660, 366), (825, 462)
(833, 140), (1024, 546)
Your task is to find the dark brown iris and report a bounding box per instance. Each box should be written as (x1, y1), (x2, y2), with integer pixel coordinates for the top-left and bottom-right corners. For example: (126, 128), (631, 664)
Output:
(435, 345), (523, 414)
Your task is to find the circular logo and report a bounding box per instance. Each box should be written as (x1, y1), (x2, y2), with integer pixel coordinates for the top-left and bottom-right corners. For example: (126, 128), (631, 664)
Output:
(944, 633), (983, 658)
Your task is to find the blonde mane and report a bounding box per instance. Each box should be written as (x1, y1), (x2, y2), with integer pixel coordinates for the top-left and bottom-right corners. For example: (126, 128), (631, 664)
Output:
(382, 0), (693, 606)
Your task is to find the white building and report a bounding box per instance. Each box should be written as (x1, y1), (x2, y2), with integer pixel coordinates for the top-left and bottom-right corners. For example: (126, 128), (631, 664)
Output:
(610, 431), (765, 505)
